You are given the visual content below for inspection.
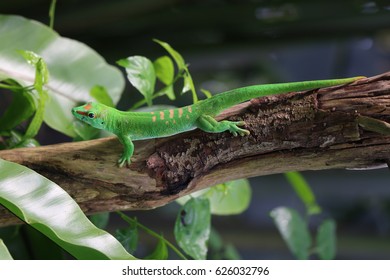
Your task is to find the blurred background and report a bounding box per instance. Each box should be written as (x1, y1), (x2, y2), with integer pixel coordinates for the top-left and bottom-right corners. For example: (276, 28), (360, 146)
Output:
(0, 0), (389, 259)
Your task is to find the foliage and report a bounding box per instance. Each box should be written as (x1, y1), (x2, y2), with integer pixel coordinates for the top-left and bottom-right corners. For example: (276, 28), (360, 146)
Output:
(0, 159), (134, 260)
(0, 14), (124, 139)
(270, 172), (337, 259)
(0, 5), (336, 260)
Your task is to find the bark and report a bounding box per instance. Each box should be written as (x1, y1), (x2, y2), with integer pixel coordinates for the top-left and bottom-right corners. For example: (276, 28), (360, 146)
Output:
(0, 72), (389, 226)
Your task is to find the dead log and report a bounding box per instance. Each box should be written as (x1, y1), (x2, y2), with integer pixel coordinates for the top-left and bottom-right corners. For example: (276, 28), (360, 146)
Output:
(0, 72), (389, 226)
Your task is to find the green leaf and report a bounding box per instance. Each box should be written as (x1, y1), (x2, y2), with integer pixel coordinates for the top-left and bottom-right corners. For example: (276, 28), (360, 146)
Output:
(144, 237), (168, 260)
(153, 39), (186, 70)
(0, 15), (124, 137)
(0, 82), (36, 131)
(174, 197), (211, 260)
(90, 85), (114, 107)
(0, 159), (135, 260)
(177, 179), (251, 215)
(153, 39), (197, 103)
(316, 219), (336, 260)
(19, 51), (49, 140)
(117, 56), (156, 106)
(284, 172), (321, 215)
(270, 207), (311, 260)
(0, 239), (13, 260)
(116, 224), (138, 255)
(153, 56), (175, 100)
(89, 212), (110, 229)
(154, 56), (174, 85)
(18, 50), (49, 90)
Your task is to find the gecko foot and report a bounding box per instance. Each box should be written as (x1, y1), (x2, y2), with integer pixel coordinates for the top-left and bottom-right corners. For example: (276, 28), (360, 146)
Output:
(227, 121), (250, 136)
(118, 154), (131, 168)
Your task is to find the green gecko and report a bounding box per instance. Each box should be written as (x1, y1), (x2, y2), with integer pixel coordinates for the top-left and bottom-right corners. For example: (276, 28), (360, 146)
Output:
(72, 77), (364, 167)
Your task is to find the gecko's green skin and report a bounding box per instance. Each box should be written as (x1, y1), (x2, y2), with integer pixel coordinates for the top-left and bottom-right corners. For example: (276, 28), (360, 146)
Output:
(72, 77), (363, 167)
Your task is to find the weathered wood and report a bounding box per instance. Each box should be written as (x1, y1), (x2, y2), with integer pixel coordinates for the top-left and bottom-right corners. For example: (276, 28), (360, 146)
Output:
(0, 72), (389, 226)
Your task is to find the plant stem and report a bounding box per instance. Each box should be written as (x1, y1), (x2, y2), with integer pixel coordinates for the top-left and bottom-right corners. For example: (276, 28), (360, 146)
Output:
(116, 211), (187, 260)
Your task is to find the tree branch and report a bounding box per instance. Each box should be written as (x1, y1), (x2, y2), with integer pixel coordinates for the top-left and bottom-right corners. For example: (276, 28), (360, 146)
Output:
(1, 72), (389, 226)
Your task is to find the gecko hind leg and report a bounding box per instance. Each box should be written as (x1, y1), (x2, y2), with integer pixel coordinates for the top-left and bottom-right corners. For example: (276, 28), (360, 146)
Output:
(196, 115), (250, 136)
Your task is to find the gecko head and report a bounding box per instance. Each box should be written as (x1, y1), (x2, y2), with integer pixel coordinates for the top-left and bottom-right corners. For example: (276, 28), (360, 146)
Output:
(72, 102), (108, 130)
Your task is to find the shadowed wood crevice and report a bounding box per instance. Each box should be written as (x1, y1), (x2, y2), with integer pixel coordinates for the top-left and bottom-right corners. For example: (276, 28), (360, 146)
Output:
(0, 72), (389, 226)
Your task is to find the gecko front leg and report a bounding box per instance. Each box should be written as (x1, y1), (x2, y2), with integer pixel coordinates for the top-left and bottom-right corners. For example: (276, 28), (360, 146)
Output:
(116, 134), (134, 167)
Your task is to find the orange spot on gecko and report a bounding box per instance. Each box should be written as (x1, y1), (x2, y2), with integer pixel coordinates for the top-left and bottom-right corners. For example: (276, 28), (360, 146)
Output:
(188, 106), (192, 113)
(150, 112), (155, 115)
(152, 116), (157, 122)
(178, 108), (183, 118)
(160, 111), (165, 120)
(84, 103), (92, 110)
(169, 109), (174, 118)
(165, 121), (169, 125)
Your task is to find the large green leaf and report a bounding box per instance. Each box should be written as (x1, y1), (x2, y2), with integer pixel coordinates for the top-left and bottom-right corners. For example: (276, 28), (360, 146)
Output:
(0, 239), (13, 260)
(0, 159), (135, 260)
(174, 197), (211, 260)
(270, 207), (311, 260)
(176, 179), (251, 215)
(0, 15), (124, 137)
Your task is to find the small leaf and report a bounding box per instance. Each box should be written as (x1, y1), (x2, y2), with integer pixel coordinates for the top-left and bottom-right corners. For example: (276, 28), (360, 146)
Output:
(90, 85), (114, 107)
(153, 39), (198, 103)
(144, 237), (168, 260)
(116, 224), (138, 255)
(316, 219), (336, 260)
(153, 56), (175, 100)
(18, 50), (49, 90)
(154, 56), (174, 85)
(89, 212), (110, 229)
(174, 197), (211, 260)
(270, 207), (311, 260)
(285, 172), (321, 215)
(117, 56), (156, 106)
(0, 159), (135, 260)
(0, 239), (13, 260)
(153, 39), (186, 70)
(177, 179), (251, 215)
(18, 50), (49, 140)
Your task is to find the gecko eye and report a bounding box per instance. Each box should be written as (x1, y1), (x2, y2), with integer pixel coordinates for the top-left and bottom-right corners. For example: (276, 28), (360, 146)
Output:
(88, 112), (95, 119)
